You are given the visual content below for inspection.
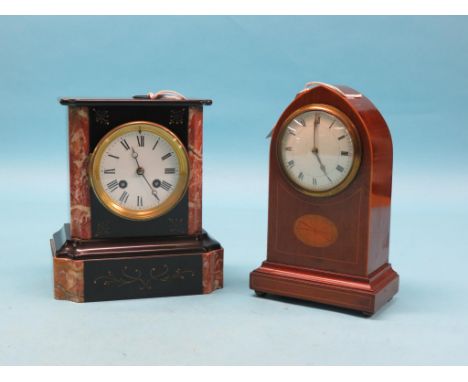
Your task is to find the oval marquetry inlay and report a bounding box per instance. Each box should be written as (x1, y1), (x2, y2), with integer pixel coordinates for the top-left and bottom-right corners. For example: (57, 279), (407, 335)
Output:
(293, 214), (338, 248)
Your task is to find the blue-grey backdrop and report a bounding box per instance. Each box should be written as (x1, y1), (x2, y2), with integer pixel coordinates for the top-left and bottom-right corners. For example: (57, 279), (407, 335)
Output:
(0, 16), (467, 365)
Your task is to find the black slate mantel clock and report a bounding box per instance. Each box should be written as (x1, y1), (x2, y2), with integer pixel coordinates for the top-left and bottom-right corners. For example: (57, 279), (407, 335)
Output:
(50, 91), (224, 302)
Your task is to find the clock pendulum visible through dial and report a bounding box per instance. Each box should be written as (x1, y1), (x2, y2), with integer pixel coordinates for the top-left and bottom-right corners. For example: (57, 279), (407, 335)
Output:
(89, 121), (189, 220)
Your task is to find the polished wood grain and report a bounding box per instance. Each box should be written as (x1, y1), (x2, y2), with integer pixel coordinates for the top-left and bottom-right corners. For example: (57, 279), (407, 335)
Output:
(250, 84), (399, 315)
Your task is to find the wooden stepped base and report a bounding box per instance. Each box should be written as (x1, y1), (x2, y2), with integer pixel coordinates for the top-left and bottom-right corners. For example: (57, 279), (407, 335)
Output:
(250, 261), (398, 316)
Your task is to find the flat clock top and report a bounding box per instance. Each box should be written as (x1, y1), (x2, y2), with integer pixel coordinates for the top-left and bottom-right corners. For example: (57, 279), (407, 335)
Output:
(278, 104), (361, 196)
(89, 121), (189, 220)
(60, 98), (212, 106)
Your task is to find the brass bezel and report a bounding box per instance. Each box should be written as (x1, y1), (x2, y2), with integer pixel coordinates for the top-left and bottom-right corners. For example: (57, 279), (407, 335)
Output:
(277, 104), (362, 198)
(88, 121), (190, 221)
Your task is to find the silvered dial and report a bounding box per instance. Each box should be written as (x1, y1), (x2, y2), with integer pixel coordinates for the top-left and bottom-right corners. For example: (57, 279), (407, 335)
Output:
(279, 106), (359, 195)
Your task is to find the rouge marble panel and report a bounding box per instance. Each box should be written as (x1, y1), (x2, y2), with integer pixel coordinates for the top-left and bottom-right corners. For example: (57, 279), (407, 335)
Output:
(202, 248), (224, 293)
(69, 106), (91, 239)
(187, 106), (203, 235)
(53, 257), (84, 303)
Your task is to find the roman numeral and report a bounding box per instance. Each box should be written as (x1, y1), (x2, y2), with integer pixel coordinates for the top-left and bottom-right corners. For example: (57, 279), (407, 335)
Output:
(285, 146), (292, 151)
(118, 191), (129, 204)
(161, 152), (172, 161)
(165, 168), (176, 174)
(137, 135), (144, 147)
(120, 139), (130, 150)
(287, 160), (295, 169)
(108, 154), (119, 159)
(103, 169), (115, 174)
(341, 151), (349, 156)
(106, 180), (119, 192)
(287, 127), (296, 136)
(298, 172), (304, 180)
(161, 181), (173, 191)
(313, 178), (317, 186)
(314, 113), (321, 125)
(152, 138), (160, 150)
(338, 135), (346, 141)
(137, 196), (143, 207)
(293, 118), (305, 127)
(336, 165), (345, 172)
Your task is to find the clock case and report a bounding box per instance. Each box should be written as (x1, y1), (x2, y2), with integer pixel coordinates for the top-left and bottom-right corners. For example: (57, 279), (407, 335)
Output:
(51, 97), (223, 302)
(250, 84), (399, 315)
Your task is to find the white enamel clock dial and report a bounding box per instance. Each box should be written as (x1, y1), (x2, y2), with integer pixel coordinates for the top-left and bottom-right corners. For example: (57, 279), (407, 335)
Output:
(89, 121), (189, 220)
(278, 105), (361, 196)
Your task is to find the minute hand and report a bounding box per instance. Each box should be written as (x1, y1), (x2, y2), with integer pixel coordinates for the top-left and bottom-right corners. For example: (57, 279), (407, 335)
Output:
(141, 173), (160, 202)
(312, 113), (320, 151)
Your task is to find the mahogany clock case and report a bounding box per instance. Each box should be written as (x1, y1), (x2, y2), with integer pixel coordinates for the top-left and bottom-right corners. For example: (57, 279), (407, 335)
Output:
(250, 84), (399, 315)
(51, 97), (223, 303)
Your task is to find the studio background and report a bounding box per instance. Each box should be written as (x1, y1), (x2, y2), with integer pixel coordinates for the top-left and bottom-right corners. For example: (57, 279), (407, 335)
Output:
(0, 16), (467, 365)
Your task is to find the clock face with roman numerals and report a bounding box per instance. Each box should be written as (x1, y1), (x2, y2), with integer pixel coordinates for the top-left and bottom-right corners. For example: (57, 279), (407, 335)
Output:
(278, 105), (361, 196)
(89, 121), (189, 220)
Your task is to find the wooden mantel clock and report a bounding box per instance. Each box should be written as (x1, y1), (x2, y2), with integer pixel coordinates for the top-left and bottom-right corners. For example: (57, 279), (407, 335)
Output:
(250, 82), (399, 315)
(51, 90), (223, 302)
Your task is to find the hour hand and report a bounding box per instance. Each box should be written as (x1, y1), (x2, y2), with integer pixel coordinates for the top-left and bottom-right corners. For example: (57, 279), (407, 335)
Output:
(139, 172), (160, 203)
(312, 150), (332, 182)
